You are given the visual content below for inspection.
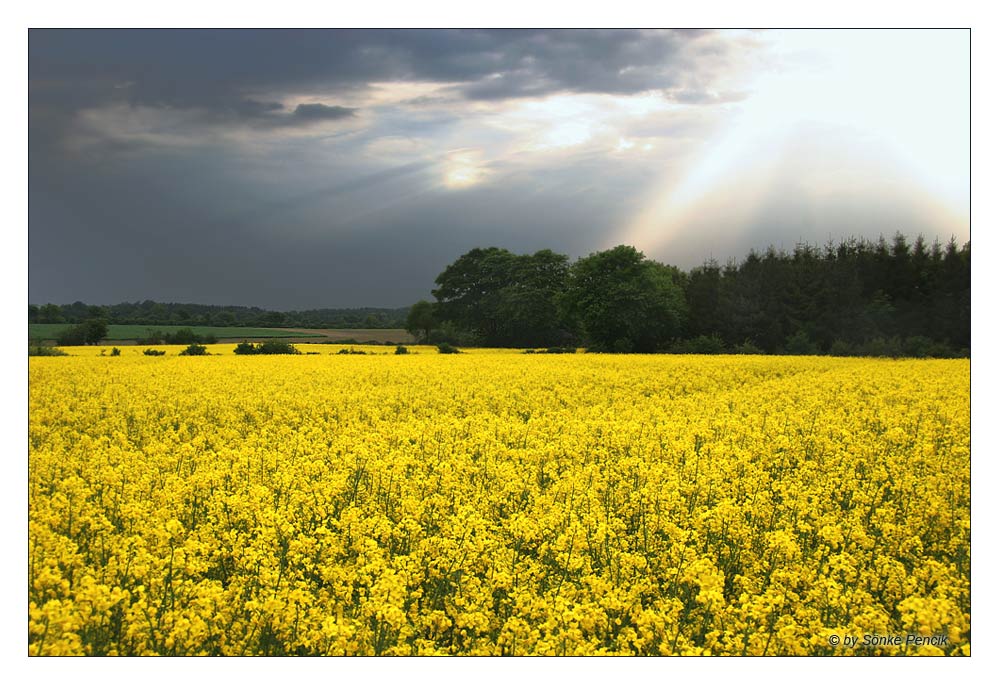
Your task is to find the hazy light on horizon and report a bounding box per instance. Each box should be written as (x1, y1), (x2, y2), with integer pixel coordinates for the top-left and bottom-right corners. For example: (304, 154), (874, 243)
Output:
(617, 29), (970, 262)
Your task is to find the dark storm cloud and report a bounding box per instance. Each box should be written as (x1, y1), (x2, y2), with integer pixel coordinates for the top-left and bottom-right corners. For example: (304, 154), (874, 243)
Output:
(291, 103), (357, 122)
(201, 101), (358, 129)
(210, 98), (285, 121)
(30, 29), (736, 135)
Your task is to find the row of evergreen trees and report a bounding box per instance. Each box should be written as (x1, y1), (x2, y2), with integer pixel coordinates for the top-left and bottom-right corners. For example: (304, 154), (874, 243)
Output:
(684, 234), (969, 354)
(410, 234), (970, 356)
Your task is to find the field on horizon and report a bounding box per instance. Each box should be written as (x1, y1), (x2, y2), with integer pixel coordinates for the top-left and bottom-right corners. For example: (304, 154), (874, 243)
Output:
(282, 328), (415, 344)
(28, 353), (970, 656)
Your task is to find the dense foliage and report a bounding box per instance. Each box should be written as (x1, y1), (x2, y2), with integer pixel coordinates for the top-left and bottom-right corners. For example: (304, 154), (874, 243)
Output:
(28, 301), (408, 330)
(562, 245), (686, 353)
(27, 340), (67, 356)
(234, 340), (302, 355)
(682, 235), (970, 355)
(54, 317), (109, 346)
(431, 248), (574, 347)
(178, 344), (208, 356)
(426, 235), (970, 355)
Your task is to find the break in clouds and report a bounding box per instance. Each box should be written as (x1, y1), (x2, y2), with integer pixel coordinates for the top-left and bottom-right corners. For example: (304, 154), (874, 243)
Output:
(29, 29), (970, 309)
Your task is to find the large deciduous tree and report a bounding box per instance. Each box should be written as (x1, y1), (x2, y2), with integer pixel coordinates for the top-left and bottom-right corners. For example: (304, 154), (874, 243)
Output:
(432, 247), (573, 346)
(405, 300), (439, 342)
(55, 318), (108, 346)
(432, 247), (515, 343)
(563, 245), (687, 353)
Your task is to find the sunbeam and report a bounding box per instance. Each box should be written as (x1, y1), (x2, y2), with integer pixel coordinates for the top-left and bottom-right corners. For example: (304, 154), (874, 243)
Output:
(616, 29), (970, 262)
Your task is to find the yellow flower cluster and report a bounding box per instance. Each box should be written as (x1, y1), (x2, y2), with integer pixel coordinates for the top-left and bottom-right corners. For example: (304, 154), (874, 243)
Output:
(28, 353), (970, 655)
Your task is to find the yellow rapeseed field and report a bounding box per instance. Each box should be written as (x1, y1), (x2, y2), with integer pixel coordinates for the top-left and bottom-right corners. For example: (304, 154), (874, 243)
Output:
(28, 351), (970, 656)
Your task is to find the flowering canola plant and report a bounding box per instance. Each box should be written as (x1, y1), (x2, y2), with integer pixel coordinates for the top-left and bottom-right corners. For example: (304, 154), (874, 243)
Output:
(28, 353), (970, 655)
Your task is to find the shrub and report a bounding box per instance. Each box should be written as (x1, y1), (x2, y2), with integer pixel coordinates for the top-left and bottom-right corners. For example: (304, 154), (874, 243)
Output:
(143, 349), (166, 356)
(111, 347), (121, 356)
(926, 341), (958, 359)
(437, 343), (462, 354)
(395, 345), (409, 355)
(426, 323), (475, 347)
(859, 337), (903, 359)
(137, 330), (164, 345)
(697, 335), (728, 354)
(163, 329), (199, 345)
(55, 325), (88, 346)
(731, 339), (765, 355)
(902, 336), (935, 358)
(161, 329), (217, 345)
(612, 338), (634, 354)
(257, 340), (300, 355)
(234, 341), (258, 355)
(784, 330), (819, 355)
(179, 344), (208, 356)
(234, 340), (301, 355)
(829, 340), (854, 357)
(336, 348), (368, 355)
(28, 341), (67, 356)
(667, 336), (723, 355)
(55, 319), (107, 346)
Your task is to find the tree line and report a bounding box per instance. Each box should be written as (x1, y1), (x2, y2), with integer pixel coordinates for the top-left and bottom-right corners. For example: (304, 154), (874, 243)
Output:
(28, 301), (409, 330)
(406, 234), (970, 356)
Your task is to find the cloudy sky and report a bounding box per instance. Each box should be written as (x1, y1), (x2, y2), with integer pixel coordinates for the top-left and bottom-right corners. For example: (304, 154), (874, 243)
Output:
(28, 28), (970, 310)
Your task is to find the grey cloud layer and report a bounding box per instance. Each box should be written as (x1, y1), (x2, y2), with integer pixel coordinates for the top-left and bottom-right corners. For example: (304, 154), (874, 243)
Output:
(30, 29), (739, 139)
